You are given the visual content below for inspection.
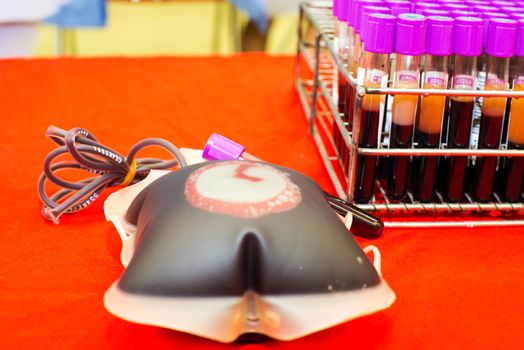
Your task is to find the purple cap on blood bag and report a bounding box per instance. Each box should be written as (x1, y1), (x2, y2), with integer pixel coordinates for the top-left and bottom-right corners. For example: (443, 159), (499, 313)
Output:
(386, 0), (413, 15)
(450, 10), (482, 18)
(516, 19), (524, 56)
(359, 5), (391, 39)
(351, 0), (385, 29)
(365, 13), (397, 52)
(395, 13), (427, 55)
(486, 18), (517, 57)
(415, 2), (443, 14)
(453, 16), (484, 55)
(425, 16), (455, 55)
(334, 0), (339, 17)
(203, 133), (245, 161)
(422, 8), (451, 16)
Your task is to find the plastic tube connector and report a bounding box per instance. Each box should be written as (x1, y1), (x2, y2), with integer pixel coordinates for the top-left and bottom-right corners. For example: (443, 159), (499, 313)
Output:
(203, 133), (245, 161)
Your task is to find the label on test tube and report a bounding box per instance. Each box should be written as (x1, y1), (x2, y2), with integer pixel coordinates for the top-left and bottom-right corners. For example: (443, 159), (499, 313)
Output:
(397, 70), (419, 83)
(368, 69), (389, 86)
(453, 74), (476, 89)
(424, 71), (448, 88)
(486, 74), (508, 87)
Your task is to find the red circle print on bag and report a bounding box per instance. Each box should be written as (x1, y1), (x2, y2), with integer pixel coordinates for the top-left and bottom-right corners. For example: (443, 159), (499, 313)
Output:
(185, 161), (302, 218)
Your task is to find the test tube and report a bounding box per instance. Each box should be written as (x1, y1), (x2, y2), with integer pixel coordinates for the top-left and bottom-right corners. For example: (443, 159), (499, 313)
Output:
(509, 13), (524, 21)
(491, 1), (515, 8)
(464, 0), (490, 5)
(385, 0), (413, 16)
(346, 0), (384, 131)
(415, 2), (444, 14)
(450, 10), (482, 18)
(443, 16), (484, 202)
(342, 2), (390, 172)
(410, 0), (429, 10)
(482, 13), (511, 46)
(352, 14), (396, 203)
(435, 0), (462, 4)
(501, 19), (524, 202)
(335, 0), (351, 117)
(333, 0), (351, 159)
(359, 6), (392, 49)
(387, 14), (426, 201)
(422, 9), (451, 16)
(473, 5), (498, 13)
(442, 3), (470, 12)
(473, 18), (517, 201)
(413, 16), (454, 202)
(500, 7), (524, 17)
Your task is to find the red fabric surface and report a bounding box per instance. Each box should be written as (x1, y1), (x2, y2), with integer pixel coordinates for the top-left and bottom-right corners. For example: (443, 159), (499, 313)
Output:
(1, 54), (523, 349)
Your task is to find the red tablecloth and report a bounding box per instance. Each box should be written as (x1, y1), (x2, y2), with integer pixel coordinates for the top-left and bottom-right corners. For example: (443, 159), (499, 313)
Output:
(1, 54), (523, 349)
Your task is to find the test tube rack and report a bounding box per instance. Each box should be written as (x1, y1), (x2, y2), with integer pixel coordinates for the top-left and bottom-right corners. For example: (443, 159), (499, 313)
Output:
(295, 1), (524, 228)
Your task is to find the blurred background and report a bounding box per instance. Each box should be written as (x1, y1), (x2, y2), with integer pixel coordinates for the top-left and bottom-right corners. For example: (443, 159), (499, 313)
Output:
(0, 0), (301, 58)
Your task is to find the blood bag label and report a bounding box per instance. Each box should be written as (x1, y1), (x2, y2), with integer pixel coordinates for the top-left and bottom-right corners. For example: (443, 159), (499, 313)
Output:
(185, 161), (302, 218)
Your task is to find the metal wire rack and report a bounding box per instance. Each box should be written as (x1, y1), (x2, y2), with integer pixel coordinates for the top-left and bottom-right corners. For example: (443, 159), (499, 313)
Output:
(295, 1), (524, 227)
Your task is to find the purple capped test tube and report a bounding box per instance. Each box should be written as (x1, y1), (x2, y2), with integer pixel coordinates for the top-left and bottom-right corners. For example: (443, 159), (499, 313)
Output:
(444, 16), (484, 202)
(509, 13), (524, 21)
(359, 5), (392, 43)
(500, 7), (524, 16)
(464, 0), (490, 5)
(353, 13), (397, 203)
(501, 19), (524, 202)
(413, 15), (455, 202)
(473, 18), (517, 202)
(442, 3), (470, 11)
(482, 12), (510, 47)
(422, 8), (451, 16)
(344, 0), (384, 132)
(450, 10), (482, 18)
(334, 0), (351, 113)
(491, 1), (514, 8)
(473, 5), (498, 13)
(385, 0), (413, 15)
(434, 0), (462, 5)
(415, 2), (443, 14)
(387, 13), (427, 200)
